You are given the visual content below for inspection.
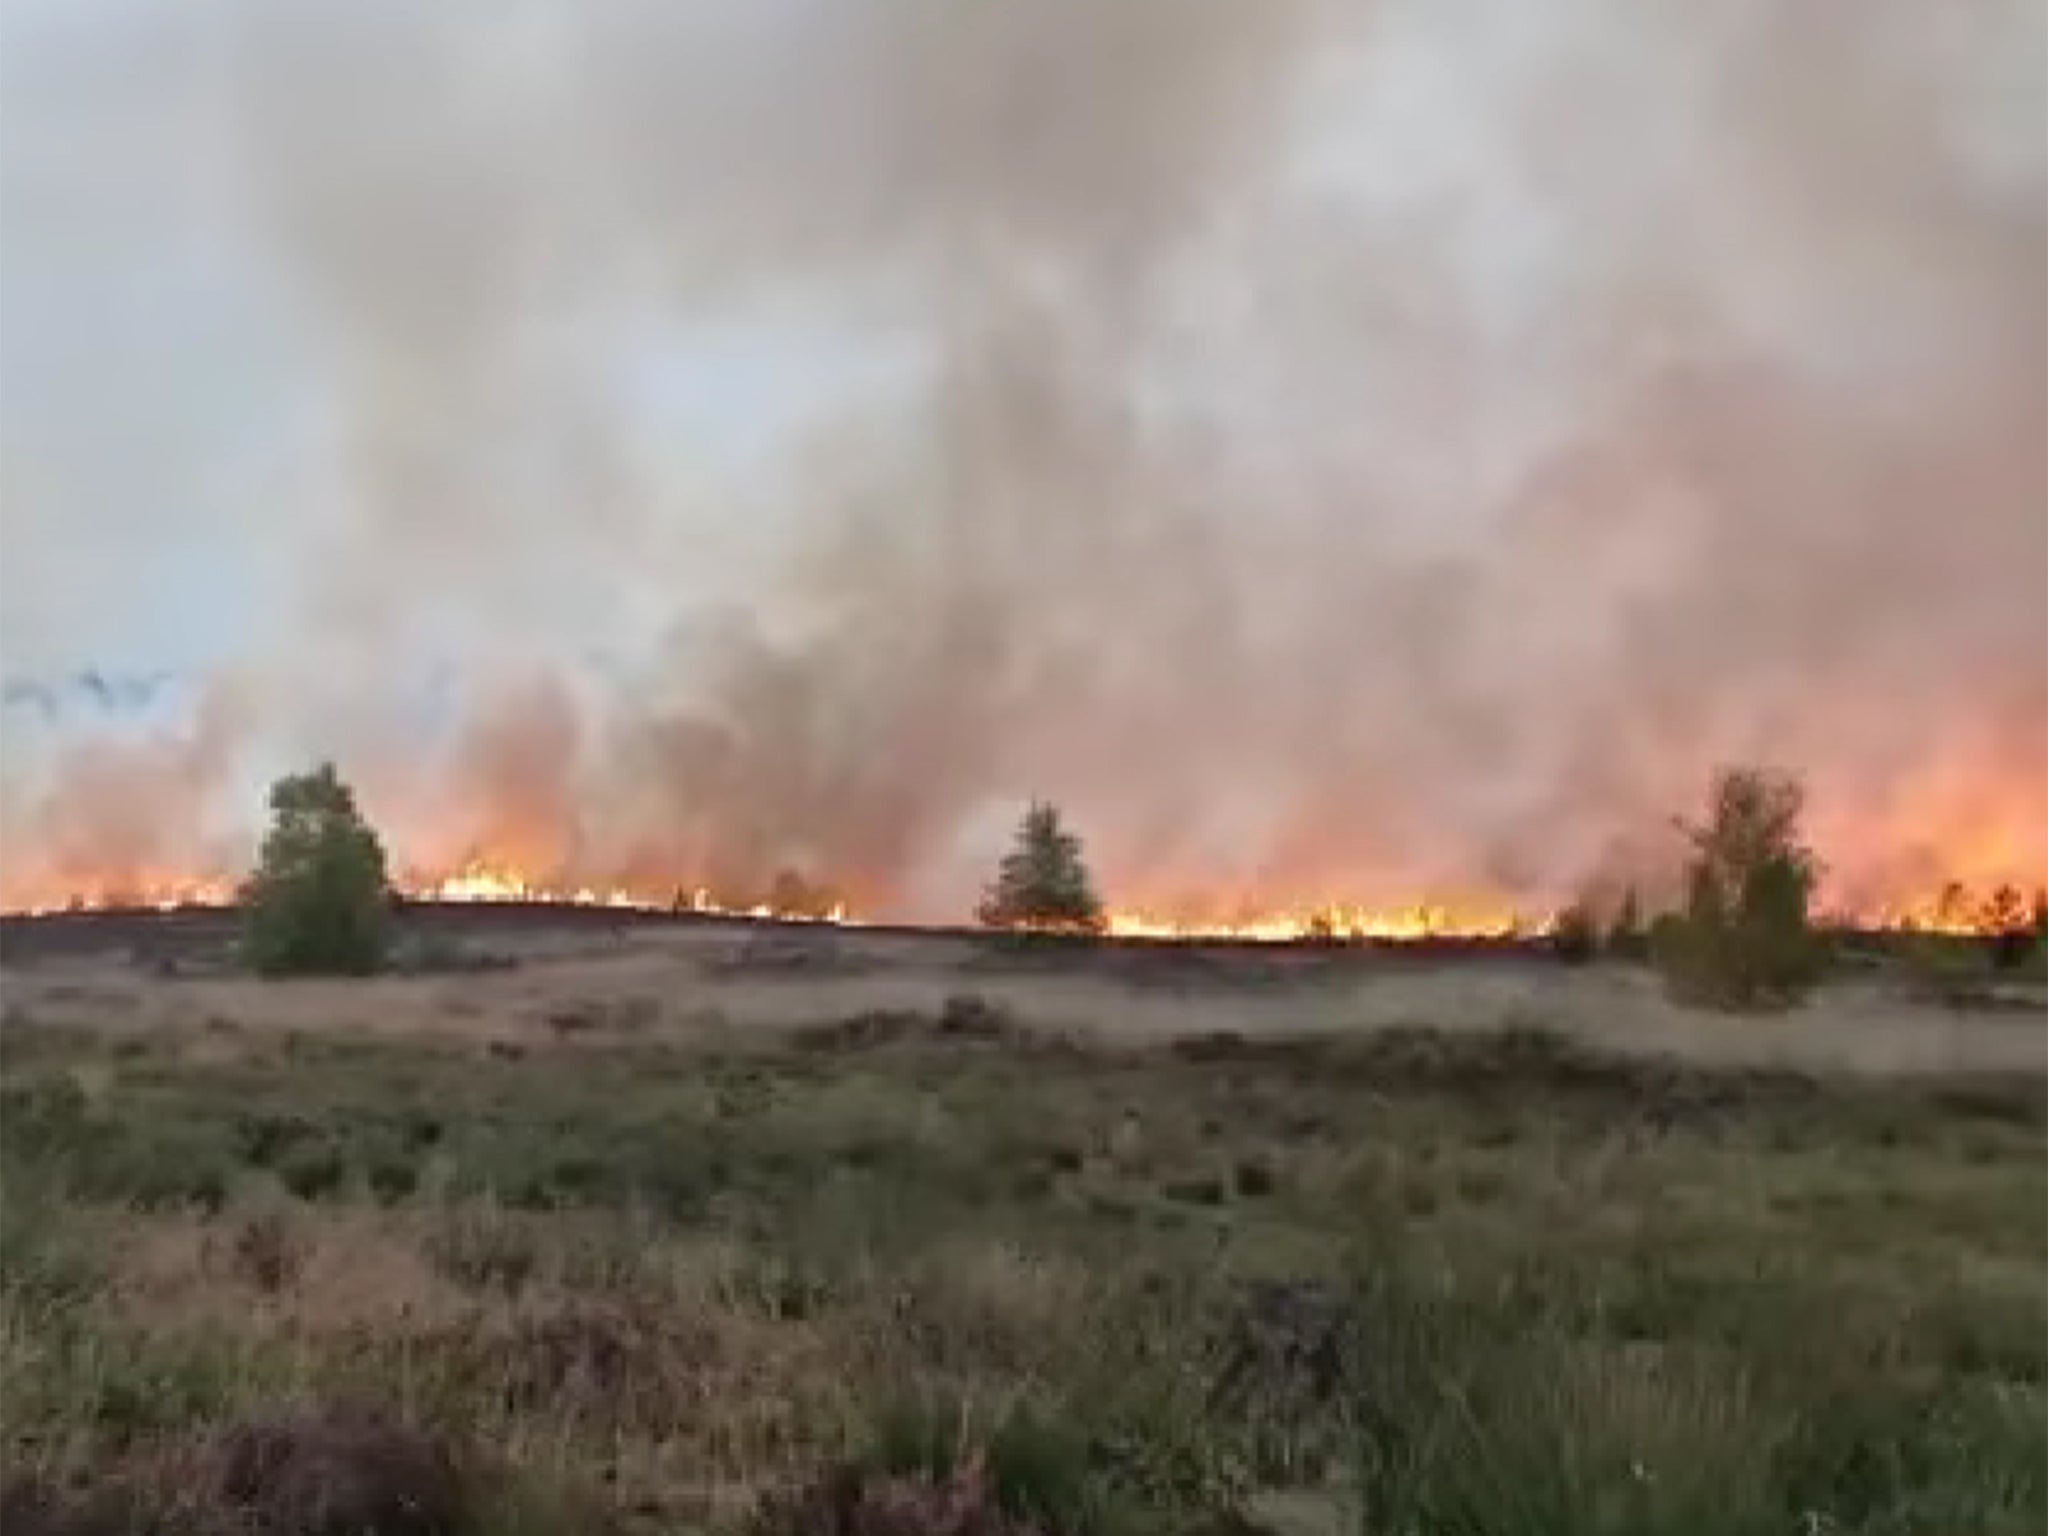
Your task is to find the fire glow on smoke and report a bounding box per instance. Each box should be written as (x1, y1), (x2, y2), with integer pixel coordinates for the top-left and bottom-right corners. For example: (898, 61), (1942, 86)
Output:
(1, 3), (2043, 943)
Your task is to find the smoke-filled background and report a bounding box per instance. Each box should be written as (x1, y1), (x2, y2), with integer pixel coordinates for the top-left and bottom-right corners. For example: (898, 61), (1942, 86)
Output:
(3, 0), (2044, 921)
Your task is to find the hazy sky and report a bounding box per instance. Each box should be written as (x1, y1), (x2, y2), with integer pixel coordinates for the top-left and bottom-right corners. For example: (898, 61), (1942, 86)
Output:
(2, 0), (2043, 916)
(1, 0), (902, 679)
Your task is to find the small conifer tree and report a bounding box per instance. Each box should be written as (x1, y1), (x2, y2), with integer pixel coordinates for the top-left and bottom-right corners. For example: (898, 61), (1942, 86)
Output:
(976, 801), (1105, 934)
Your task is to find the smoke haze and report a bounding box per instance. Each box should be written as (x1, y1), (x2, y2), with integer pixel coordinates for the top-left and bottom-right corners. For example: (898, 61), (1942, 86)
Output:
(3, 0), (2044, 918)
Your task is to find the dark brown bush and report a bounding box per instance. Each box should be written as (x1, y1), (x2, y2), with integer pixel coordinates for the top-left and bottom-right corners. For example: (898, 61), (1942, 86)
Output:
(936, 993), (1015, 1041)
(749, 1459), (1045, 1536)
(211, 1404), (473, 1536)
(1, 1405), (475, 1536)
(0, 1476), (129, 1536)
(229, 1209), (305, 1294)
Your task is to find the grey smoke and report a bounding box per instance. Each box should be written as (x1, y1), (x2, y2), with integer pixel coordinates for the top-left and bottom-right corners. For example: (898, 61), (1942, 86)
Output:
(2, 0), (2042, 916)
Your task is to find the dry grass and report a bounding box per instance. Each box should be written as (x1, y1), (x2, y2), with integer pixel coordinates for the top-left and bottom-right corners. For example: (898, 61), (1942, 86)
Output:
(6, 920), (2043, 1076)
(107, 1208), (474, 1337)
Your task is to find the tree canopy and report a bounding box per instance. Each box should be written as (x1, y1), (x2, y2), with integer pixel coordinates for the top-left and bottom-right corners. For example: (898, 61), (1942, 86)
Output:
(1657, 766), (1823, 1009)
(241, 763), (391, 976)
(976, 801), (1105, 934)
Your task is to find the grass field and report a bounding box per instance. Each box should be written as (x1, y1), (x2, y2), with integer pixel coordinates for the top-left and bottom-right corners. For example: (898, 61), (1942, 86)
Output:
(1, 916), (2043, 1533)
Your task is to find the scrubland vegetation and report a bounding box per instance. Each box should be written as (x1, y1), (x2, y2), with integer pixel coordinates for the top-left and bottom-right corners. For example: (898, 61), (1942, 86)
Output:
(4, 762), (2043, 1531)
(2, 973), (2042, 1534)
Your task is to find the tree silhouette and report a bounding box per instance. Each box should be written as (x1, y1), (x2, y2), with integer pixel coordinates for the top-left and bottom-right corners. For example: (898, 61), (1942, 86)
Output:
(976, 802), (1105, 934)
(1655, 766), (1824, 1009)
(1980, 883), (2033, 969)
(1550, 898), (1599, 963)
(241, 763), (391, 976)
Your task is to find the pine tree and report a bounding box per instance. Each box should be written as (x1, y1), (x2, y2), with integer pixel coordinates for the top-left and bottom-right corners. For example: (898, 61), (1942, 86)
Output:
(976, 801), (1105, 934)
(241, 763), (391, 976)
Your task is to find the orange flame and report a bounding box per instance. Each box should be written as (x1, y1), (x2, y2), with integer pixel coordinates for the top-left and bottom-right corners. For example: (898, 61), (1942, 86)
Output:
(404, 862), (850, 924)
(415, 862), (645, 909)
(5, 874), (238, 917)
(1105, 901), (1529, 943)
(0, 862), (2036, 939)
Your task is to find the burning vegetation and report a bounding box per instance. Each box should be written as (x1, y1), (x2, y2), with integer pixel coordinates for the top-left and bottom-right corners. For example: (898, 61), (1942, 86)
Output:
(8, 760), (2041, 976)
(0, 0), (2041, 953)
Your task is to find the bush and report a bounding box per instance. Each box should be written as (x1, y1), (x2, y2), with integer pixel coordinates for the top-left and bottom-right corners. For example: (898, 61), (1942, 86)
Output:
(183, 1403), (476, 1536)
(976, 803), (1106, 935)
(241, 764), (391, 977)
(1655, 767), (1824, 1011)
(810, 1391), (1099, 1535)
(1549, 901), (1600, 964)
(1977, 884), (2036, 970)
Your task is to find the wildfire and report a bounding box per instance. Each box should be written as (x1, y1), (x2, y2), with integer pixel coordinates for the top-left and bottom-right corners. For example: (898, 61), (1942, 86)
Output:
(5, 875), (238, 917)
(0, 865), (2035, 941)
(418, 864), (646, 909)
(1105, 902), (1530, 943)
(1843, 882), (2044, 939)
(410, 863), (849, 924)
(0, 863), (849, 925)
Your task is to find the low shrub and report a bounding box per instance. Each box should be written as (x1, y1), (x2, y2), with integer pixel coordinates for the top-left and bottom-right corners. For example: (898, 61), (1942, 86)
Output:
(1549, 902), (1600, 964)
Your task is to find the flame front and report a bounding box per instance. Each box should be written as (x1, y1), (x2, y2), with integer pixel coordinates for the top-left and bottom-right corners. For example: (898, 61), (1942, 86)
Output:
(409, 863), (848, 924)
(5, 874), (239, 917)
(1106, 901), (1529, 943)
(418, 863), (643, 909)
(0, 855), (2038, 939)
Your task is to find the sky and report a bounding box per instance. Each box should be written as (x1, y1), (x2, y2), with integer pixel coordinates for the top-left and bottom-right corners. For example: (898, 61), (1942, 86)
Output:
(1, 0), (2043, 918)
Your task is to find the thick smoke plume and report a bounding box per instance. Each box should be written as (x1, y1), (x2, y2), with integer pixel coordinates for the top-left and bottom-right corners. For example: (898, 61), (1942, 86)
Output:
(2, 0), (2043, 920)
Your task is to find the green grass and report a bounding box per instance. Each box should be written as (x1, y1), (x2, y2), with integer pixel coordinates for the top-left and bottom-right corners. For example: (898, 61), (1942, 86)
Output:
(2, 1008), (2042, 1533)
